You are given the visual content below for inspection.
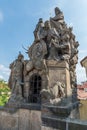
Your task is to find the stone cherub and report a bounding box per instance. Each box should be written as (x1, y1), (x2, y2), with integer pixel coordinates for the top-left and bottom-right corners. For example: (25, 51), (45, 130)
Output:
(41, 81), (65, 105)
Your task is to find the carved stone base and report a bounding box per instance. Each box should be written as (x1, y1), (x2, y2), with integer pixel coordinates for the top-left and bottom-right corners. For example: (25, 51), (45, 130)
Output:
(46, 60), (72, 97)
(41, 101), (80, 130)
(42, 101), (79, 118)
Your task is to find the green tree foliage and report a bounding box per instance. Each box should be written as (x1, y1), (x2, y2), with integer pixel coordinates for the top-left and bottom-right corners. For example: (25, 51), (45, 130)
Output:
(0, 79), (11, 106)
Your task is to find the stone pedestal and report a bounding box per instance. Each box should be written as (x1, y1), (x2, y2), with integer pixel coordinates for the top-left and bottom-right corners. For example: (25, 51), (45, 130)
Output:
(41, 101), (80, 130)
(41, 60), (79, 129)
(0, 105), (41, 130)
(47, 60), (72, 97)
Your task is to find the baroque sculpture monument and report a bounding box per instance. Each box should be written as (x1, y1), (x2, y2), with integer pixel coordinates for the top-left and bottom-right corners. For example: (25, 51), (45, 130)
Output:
(8, 7), (79, 118)
(2, 7), (87, 130)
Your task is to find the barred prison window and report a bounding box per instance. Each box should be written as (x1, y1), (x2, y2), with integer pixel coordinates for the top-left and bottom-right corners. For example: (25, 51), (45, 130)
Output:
(29, 74), (41, 104)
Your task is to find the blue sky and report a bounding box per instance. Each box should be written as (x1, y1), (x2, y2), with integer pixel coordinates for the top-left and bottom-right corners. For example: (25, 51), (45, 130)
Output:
(0, 0), (87, 83)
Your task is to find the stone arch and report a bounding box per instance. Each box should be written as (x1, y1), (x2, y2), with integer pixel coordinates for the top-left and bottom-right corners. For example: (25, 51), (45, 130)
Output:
(24, 69), (48, 103)
(29, 74), (42, 103)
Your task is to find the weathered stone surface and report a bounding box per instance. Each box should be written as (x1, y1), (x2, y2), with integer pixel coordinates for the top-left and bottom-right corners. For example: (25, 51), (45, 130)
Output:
(31, 111), (41, 130)
(47, 60), (69, 68)
(0, 109), (41, 130)
(0, 108), (87, 130)
(47, 60), (71, 97)
(19, 109), (30, 130)
(19, 109), (41, 130)
(0, 110), (19, 130)
(41, 81), (65, 105)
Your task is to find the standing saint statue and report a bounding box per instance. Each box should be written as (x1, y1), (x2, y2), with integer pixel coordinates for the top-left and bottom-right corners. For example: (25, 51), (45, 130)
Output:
(8, 52), (24, 103)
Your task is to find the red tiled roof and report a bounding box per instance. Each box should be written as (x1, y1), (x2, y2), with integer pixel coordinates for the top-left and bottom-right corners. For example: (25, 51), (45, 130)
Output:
(77, 89), (87, 99)
(77, 82), (87, 99)
(77, 82), (87, 89)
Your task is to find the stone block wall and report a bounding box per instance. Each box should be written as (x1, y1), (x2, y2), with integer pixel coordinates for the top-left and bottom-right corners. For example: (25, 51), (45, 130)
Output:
(0, 108), (87, 130)
(0, 109), (41, 130)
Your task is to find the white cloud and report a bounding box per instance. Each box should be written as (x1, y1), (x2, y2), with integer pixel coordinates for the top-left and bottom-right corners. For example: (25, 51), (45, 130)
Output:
(0, 75), (4, 79)
(0, 64), (10, 73)
(76, 64), (87, 84)
(0, 11), (4, 23)
(0, 64), (10, 81)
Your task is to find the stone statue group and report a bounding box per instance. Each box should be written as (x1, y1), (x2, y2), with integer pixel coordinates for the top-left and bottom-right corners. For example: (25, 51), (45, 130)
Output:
(8, 7), (79, 105)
